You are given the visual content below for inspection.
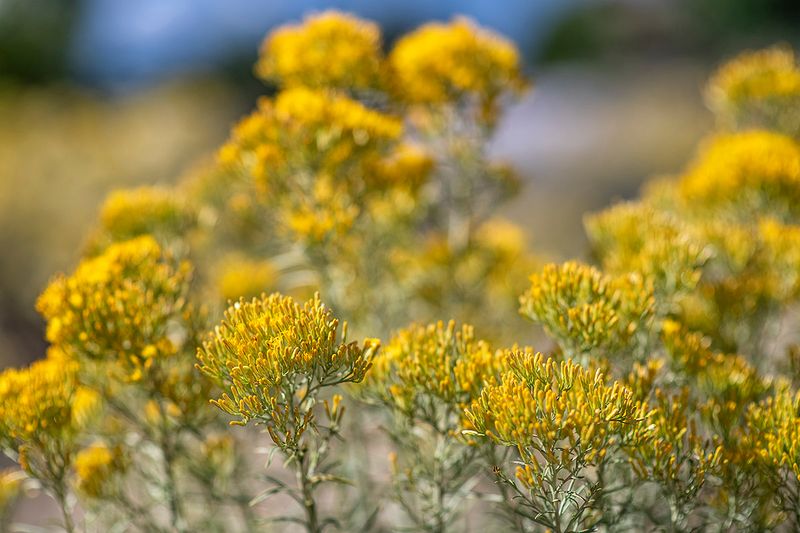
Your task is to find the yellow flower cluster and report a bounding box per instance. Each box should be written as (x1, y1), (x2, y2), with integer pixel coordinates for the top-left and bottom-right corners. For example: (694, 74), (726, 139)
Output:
(90, 186), (195, 250)
(207, 11), (531, 350)
(368, 142), (433, 192)
(256, 11), (383, 91)
(36, 236), (192, 381)
(196, 293), (378, 434)
(391, 218), (536, 343)
(519, 261), (655, 359)
(466, 350), (652, 485)
(709, 46), (800, 104)
(678, 130), (800, 220)
(590, 124), (800, 358)
(676, 218), (800, 352)
(215, 255), (278, 302)
(389, 17), (526, 120)
(221, 87), (401, 182)
(364, 321), (503, 420)
(707, 45), (800, 135)
(578, 45), (800, 528)
(73, 443), (125, 499)
(219, 87), (403, 240)
(0, 354), (99, 478)
(747, 388), (800, 479)
(757, 217), (800, 300)
(627, 390), (723, 512)
(586, 202), (708, 298)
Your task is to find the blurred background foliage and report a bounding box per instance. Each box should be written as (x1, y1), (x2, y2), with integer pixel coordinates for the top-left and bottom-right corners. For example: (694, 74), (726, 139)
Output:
(1, 0), (799, 369)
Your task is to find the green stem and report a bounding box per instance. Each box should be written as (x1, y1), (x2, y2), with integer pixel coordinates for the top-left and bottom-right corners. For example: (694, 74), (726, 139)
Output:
(297, 449), (320, 533)
(157, 400), (185, 532)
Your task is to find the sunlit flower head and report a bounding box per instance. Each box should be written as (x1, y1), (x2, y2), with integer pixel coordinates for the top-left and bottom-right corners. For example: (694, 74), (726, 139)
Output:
(707, 45), (800, 135)
(36, 236), (192, 381)
(197, 292), (378, 427)
(389, 17), (527, 120)
(256, 11), (384, 91)
(678, 130), (800, 221)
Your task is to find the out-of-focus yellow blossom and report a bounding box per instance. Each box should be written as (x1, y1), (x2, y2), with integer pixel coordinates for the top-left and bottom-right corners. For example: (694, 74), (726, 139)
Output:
(196, 293), (378, 440)
(520, 261), (655, 360)
(215, 255), (278, 301)
(710, 46), (800, 104)
(389, 17), (527, 121)
(394, 221), (536, 343)
(586, 202), (709, 299)
(624, 358), (665, 402)
(73, 443), (125, 499)
(36, 236), (193, 382)
(757, 217), (800, 300)
(473, 218), (539, 304)
(0, 356), (99, 481)
(285, 187), (360, 241)
(678, 130), (800, 221)
(363, 321), (502, 421)
(256, 11), (383, 91)
(707, 46), (800, 136)
(660, 216), (800, 356)
(200, 433), (237, 478)
(88, 186), (196, 251)
(474, 217), (528, 266)
(219, 87), (402, 241)
(368, 142), (433, 192)
(223, 87), (402, 184)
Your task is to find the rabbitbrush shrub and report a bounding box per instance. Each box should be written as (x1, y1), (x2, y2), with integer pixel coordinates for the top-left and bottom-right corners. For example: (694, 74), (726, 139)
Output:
(4, 11), (800, 533)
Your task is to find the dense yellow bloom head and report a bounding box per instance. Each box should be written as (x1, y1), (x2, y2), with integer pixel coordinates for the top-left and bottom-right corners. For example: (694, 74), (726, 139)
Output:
(678, 130), (800, 221)
(91, 186), (195, 249)
(73, 443), (125, 499)
(389, 17), (526, 120)
(256, 11), (383, 91)
(586, 201), (709, 298)
(520, 261), (655, 359)
(36, 236), (192, 380)
(368, 142), (433, 192)
(466, 350), (652, 486)
(707, 45), (800, 135)
(197, 292), (378, 428)
(222, 88), (401, 178)
(0, 356), (99, 477)
(363, 321), (503, 421)
(746, 388), (800, 480)
(220, 88), (402, 241)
